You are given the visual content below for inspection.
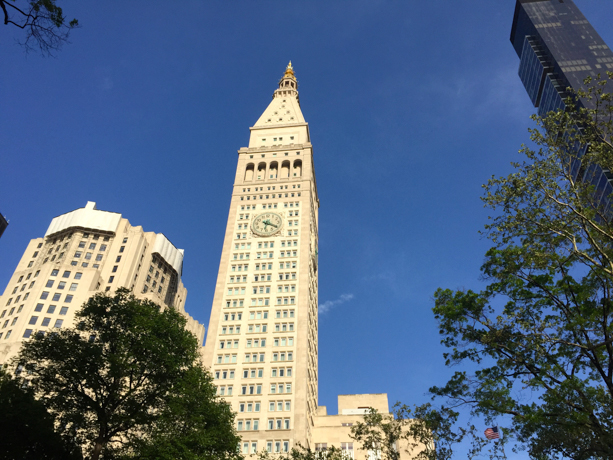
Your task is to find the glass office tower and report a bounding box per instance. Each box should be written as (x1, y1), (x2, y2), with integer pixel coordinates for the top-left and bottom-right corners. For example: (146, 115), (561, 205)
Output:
(510, 0), (613, 208)
(511, 0), (613, 115)
(0, 213), (7, 239)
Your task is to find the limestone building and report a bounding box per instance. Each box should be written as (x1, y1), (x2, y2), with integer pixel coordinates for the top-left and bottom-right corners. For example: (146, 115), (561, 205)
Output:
(201, 62), (319, 454)
(201, 64), (418, 458)
(0, 201), (204, 365)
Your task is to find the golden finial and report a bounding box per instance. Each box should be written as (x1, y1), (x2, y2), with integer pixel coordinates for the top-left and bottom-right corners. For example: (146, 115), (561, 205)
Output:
(284, 61), (295, 77)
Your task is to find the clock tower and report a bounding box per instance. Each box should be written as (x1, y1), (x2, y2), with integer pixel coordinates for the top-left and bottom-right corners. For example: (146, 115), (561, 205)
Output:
(202, 63), (320, 455)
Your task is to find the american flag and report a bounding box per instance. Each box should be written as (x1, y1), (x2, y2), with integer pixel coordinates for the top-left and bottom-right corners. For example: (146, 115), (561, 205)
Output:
(484, 426), (500, 440)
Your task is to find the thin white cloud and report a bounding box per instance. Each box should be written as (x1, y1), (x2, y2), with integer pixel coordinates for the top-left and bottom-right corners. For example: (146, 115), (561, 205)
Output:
(319, 293), (354, 315)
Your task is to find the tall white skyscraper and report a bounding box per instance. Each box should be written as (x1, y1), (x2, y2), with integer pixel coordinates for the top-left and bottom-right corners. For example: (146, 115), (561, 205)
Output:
(201, 63), (320, 454)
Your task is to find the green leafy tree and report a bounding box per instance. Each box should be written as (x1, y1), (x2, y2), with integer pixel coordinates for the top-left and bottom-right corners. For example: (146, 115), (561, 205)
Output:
(1, 0), (78, 55)
(431, 73), (613, 459)
(10, 288), (240, 460)
(349, 404), (505, 460)
(350, 407), (404, 460)
(256, 444), (345, 460)
(0, 369), (81, 459)
(125, 365), (241, 460)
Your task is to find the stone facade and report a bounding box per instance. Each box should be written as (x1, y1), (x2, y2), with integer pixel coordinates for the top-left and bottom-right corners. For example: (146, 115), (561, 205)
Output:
(201, 63), (320, 455)
(0, 201), (204, 366)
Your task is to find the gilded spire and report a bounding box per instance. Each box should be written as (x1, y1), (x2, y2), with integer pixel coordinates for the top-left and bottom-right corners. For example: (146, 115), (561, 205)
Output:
(284, 61), (295, 78)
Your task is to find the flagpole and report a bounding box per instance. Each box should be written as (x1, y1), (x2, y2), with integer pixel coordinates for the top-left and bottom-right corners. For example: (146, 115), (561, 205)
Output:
(498, 430), (506, 459)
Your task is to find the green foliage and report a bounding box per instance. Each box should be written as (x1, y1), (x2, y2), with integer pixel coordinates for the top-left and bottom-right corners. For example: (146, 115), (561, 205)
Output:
(431, 73), (613, 459)
(11, 288), (239, 460)
(0, 369), (81, 459)
(1, 0), (78, 55)
(350, 407), (403, 460)
(124, 365), (242, 460)
(256, 444), (345, 460)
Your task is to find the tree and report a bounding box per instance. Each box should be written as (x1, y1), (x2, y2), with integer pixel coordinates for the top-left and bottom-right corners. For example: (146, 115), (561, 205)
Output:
(256, 444), (345, 460)
(350, 407), (404, 460)
(10, 288), (240, 460)
(1, 0), (78, 55)
(0, 369), (81, 459)
(125, 365), (241, 460)
(431, 73), (613, 459)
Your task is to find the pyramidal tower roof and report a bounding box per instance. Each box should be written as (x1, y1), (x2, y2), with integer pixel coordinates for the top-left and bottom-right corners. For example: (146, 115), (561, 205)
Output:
(252, 62), (306, 128)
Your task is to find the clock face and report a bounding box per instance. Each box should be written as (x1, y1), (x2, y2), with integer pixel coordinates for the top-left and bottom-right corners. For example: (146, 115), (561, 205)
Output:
(252, 212), (283, 236)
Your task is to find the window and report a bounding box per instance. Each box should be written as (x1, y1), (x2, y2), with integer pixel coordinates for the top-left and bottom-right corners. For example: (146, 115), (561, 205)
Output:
(62, 271), (71, 278)
(95, 254), (103, 261)
(52, 293), (61, 301)
(59, 307), (68, 315)
(45, 280), (54, 288)
(47, 305), (56, 314)
(74, 251), (82, 258)
(89, 243), (96, 250)
(108, 276), (114, 283)
(65, 295), (73, 303)
(34, 303), (43, 312)
(75, 272), (82, 280)
(54, 319), (64, 328)
(51, 269), (59, 276)
(41, 317), (51, 327)
(100, 244), (107, 251)
(23, 329), (33, 338)
(40, 291), (49, 300)
(57, 281), (66, 289)
(29, 316), (38, 325)
(69, 283), (78, 291)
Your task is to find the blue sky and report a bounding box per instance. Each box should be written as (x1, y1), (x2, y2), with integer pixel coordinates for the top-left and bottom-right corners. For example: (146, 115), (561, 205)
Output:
(1, 0), (612, 455)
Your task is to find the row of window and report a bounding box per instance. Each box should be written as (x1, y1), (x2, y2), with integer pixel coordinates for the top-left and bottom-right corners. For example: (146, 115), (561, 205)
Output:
(221, 323), (295, 334)
(224, 313), (243, 321)
(230, 264), (249, 272)
(240, 202), (300, 211)
(77, 241), (109, 251)
(40, 292), (73, 303)
(51, 270), (82, 279)
(240, 440), (294, 455)
(240, 194), (301, 202)
(243, 183), (300, 192)
(216, 383), (292, 397)
(45, 280), (79, 290)
(225, 300), (244, 308)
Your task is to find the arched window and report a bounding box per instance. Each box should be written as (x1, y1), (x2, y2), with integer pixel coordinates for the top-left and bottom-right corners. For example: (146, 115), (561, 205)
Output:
(245, 163), (254, 182)
(269, 162), (278, 179)
(257, 162), (266, 180)
(293, 160), (302, 177)
(281, 161), (290, 179)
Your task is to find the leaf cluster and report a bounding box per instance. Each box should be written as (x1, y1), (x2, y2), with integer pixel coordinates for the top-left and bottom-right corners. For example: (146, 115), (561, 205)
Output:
(10, 288), (239, 460)
(0, 369), (81, 459)
(1, 0), (78, 55)
(431, 74), (613, 459)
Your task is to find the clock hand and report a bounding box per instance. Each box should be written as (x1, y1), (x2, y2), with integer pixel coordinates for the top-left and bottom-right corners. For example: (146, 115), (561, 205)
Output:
(263, 219), (278, 228)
